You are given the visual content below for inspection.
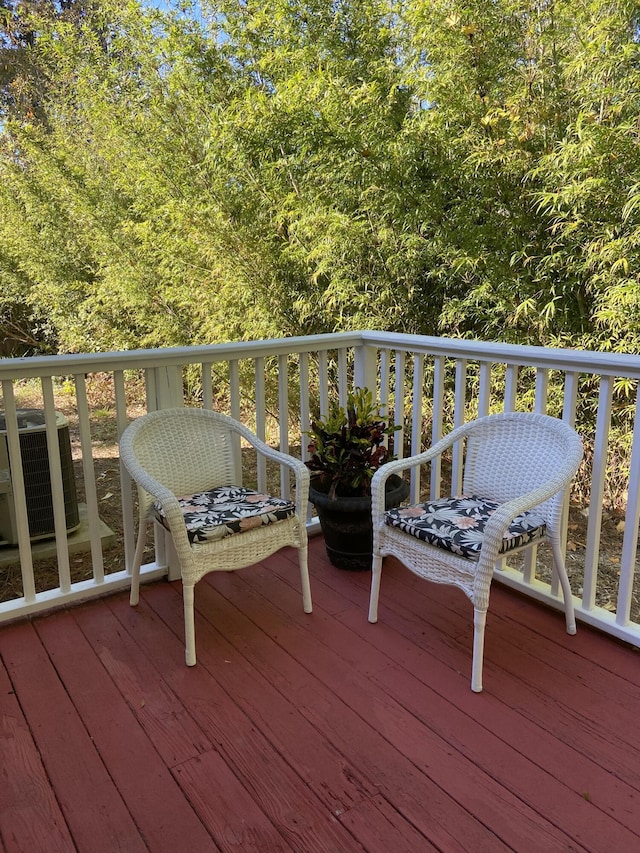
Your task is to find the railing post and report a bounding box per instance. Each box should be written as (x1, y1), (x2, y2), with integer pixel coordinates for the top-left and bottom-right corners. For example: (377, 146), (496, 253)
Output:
(148, 365), (184, 410)
(353, 342), (378, 394)
(147, 365), (184, 581)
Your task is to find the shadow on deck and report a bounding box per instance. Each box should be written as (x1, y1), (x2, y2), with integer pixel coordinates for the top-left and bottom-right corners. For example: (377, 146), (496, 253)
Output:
(1, 536), (639, 852)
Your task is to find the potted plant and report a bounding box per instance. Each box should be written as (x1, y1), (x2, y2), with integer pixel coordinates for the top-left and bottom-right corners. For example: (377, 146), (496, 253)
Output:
(305, 387), (409, 570)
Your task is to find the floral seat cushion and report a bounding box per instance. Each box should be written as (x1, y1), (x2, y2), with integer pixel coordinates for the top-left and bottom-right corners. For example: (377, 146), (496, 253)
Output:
(385, 494), (546, 560)
(153, 486), (296, 545)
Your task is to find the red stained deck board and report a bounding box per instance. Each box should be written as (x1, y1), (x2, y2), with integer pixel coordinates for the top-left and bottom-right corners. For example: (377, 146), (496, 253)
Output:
(301, 550), (640, 842)
(109, 586), (375, 815)
(212, 560), (628, 852)
(190, 573), (513, 852)
(304, 552), (640, 820)
(2, 535), (639, 853)
(338, 601), (640, 839)
(490, 599), (640, 710)
(337, 794), (439, 853)
(173, 750), (294, 853)
(0, 620), (148, 853)
(372, 643), (640, 847)
(306, 543), (639, 725)
(109, 587), (369, 853)
(33, 610), (218, 853)
(341, 555), (640, 790)
(363, 551), (640, 700)
(71, 601), (214, 768)
(482, 625), (640, 763)
(143, 587), (450, 853)
(0, 657), (74, 853)
(340, 550), (634, 707)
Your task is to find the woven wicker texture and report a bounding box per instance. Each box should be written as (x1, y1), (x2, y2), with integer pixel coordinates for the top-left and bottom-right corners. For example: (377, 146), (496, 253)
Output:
(120, 407), (312, 665)
(368, 411), (584, 692)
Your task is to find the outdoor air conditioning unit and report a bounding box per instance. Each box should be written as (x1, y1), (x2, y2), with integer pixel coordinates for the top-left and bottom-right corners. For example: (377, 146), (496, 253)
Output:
(0, 409), (80, 546)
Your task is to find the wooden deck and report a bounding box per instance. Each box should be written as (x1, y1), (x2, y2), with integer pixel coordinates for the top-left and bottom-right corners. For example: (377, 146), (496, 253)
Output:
(1, 536), (640, 853)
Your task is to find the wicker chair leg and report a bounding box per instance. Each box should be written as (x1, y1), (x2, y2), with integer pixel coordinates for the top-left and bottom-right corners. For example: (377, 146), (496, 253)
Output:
(552, 541), (577, 635)
(183, 583), (197, 666)
(298, 545), (313, 613)
(129, 521), (147, 607)
(368, 555), (383, 623)
(472, 608), (487, 693)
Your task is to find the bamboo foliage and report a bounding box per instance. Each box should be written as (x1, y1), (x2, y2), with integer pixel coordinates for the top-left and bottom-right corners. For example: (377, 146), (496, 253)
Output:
(0, 0), (638, 357)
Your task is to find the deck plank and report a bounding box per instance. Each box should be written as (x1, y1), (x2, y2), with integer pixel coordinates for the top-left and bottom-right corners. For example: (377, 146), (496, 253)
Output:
(192, 573), (513, 851)
(71, 601), (214, 768)
(339, 556), (640, 791)
(34, 610), (218, 853)
(109, 585), (369, 853)
(0, 655), (74, 853)
(173, 750), (294, 853)
(337, 793), (439, 853)
(212, 557), (619, 852)
(300, 553), (640, 839)
(0, 620), (149, 853)
(2, 537), (640, 853)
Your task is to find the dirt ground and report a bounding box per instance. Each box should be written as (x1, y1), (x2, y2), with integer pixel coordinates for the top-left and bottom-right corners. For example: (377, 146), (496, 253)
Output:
(1, 378), (638, 623)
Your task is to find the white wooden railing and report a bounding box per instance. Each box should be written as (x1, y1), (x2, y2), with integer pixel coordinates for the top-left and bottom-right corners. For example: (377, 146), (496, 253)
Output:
(1, 331), (639, 650)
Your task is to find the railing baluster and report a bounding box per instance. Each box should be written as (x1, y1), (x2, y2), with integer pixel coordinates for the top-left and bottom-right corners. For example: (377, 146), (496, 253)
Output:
(478, 361), (492, 417)
(431, 355), (445, 498)
(410, 354), (424, 503)
(504, 364), (518, 412)
(229, 360), (241, 420)
(393, 350), (406, 462)
(41, 378), (71, 593)
(379, 349), (391, 450)
(202, 362), (213, 410)
(338, 348), (349, 409)
(617, 384), (640, 626)
(254, 357), (267, 491)
(278, 354), (290, 499)
(1, 380), (36, 602)
(146, 367), (157, 411)
(229, 360), (241, 477)
(115, 370), (137, 574)
(582, 375), (614, 610)
(318, 351), (329, 418)
(298, 352), (315, 525)
(534, 368), (549, 414)
(551, 370), (581, 597)
(562, 371), (579, 426)
(522, 368), (550, 584)
(74, 373), (105, 583)
(141, 368), (171, 575)
(451, 359), (468, 494)
(299, 353), (310, 463)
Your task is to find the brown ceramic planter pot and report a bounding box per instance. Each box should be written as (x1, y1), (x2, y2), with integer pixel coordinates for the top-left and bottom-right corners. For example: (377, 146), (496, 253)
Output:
(309, 474), (410, 571)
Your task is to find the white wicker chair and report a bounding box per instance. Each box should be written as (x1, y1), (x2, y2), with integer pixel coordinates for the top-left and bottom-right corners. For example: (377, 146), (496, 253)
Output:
(368, 412), (583, 692)
(120, 407), (312, 665)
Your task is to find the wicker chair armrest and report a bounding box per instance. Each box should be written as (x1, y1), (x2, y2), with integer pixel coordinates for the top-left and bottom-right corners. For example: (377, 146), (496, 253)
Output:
(132, 468), (193, 556)
(474, 476), (572, 591)
(370, 426), (470, 516)
(239, 430), (310, 516)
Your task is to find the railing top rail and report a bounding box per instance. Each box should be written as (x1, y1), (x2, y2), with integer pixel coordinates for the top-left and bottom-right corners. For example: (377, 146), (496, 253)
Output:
(361, 331), (640, 378)
(0, 332), (366, 380)
(2, 330), (640, 381)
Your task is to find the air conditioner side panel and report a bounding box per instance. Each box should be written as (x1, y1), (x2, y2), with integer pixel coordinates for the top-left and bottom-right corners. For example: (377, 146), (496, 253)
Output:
(0, 436), (19, 545)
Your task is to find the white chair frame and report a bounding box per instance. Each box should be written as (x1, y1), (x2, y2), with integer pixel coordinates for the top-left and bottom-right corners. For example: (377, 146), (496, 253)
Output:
(120, 407), (312, 665)
(368, 412), (584, 692)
